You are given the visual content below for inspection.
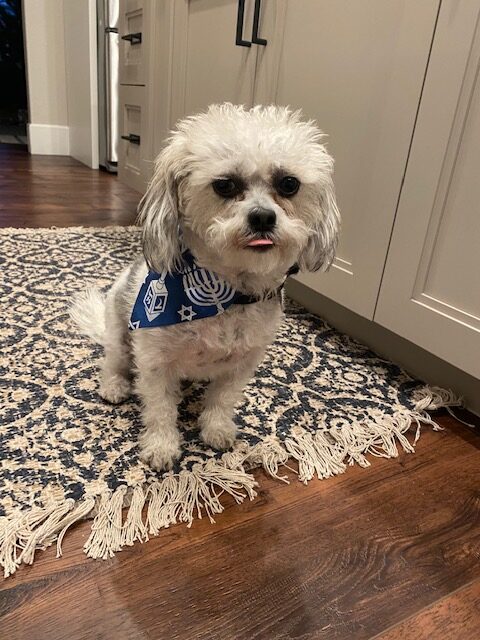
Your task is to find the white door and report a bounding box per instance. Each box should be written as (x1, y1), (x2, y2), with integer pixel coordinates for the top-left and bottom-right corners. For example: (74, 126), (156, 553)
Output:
(375, 1), (480, 380)
(255, 0), (440, 319)
(63, 0), (99, 169)
(168, 0), (259, 127)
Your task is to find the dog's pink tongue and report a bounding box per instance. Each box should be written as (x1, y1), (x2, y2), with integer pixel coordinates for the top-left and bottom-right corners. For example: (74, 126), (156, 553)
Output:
(247, 238), (274, 247)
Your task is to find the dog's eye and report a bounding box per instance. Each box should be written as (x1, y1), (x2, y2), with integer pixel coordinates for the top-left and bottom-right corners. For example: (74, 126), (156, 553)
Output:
(212, 179), (241, 198)
(276, 176), (300, 197)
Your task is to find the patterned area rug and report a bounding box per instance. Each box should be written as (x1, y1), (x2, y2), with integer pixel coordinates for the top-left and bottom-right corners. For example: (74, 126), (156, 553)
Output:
(0, 227), (458, 577)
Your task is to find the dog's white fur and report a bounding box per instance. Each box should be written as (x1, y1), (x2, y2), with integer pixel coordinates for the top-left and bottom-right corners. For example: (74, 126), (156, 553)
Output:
(71, 104), (339, 471)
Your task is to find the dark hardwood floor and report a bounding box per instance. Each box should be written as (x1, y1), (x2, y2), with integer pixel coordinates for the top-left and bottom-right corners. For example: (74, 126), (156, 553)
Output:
(0, 144), (139, 227)
(1, 146), (479, 640)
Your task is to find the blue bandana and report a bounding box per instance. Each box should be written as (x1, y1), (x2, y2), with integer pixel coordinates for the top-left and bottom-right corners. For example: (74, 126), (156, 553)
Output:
(129, 250), (261, 330)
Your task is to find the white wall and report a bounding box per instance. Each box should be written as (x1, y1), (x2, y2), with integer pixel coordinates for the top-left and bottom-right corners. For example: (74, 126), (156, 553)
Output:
(23, 0), (70, 155)
(63, 0), (99, 168)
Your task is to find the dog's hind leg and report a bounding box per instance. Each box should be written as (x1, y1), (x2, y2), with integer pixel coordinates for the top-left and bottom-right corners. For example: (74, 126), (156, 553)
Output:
(99, 271), (132, 404)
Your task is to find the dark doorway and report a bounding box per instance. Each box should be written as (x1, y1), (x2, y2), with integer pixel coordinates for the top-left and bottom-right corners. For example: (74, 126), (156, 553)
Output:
(0, 0), (28, 144)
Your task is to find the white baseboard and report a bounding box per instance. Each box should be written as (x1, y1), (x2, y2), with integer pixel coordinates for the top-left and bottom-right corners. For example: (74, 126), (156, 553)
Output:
(28, 124), (70, 156)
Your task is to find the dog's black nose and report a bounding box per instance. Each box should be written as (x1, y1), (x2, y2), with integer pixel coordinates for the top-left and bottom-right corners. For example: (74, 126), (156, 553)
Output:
(248, 207), (276, 233)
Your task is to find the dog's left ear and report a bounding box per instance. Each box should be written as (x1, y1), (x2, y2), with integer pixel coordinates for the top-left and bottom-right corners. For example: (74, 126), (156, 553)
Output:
(298, 177), (340, 273)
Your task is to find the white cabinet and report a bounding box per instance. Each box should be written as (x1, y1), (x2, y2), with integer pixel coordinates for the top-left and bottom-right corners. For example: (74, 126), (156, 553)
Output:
(141, 0), (440, 319)
(117, 0), (479, 383)
(118, 0), (154, 192)
(168, 0), (259, 125)
(255, 0), (440, 319)
(118, 0), (261, 189)
(375, 1), (480, 380)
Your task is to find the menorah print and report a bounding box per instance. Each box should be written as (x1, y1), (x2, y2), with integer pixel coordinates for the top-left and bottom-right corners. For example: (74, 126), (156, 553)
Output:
(183, 264), (236, 312)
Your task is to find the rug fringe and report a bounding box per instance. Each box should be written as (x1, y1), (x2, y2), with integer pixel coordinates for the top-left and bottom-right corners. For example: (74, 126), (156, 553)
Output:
(56, 496), (97, 557)
(284, 430), (347, 484)
(84, 457), (259, 559)
(122, 485), (149, 547)
(0, 383), (460, 577)
(0, 496), (97, 577)
(415, 385), (461, 411)
(84, 487), (128, 560)
(245, 437), (292, 483)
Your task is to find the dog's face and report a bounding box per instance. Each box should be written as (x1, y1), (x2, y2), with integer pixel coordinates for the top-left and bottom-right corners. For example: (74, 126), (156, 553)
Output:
(139, 104), (340, 280)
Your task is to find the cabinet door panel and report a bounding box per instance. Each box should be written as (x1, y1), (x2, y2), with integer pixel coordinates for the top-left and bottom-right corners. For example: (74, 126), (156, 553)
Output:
(169, 0), (258, 126)
(255, 0), (440, 318)
(118, 85), (149, 192)
(119, 0), (150, 86)
(375, 1), (480, 379)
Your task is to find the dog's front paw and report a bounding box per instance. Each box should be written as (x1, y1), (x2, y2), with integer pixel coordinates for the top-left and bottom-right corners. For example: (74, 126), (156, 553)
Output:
(200, 416), (237, 451)
(99, 374), (131, 404)
(139, 431), (182, 471)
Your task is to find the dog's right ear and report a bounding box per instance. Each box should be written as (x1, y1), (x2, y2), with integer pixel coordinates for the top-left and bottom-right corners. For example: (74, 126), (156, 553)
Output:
(137, 141), (184, 273)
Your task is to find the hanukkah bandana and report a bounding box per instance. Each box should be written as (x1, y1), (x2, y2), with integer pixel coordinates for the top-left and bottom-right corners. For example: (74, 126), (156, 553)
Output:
(129, 250), (262, 330)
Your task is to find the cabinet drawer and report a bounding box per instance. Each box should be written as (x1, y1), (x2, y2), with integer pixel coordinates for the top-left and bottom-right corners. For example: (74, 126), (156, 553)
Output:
(119, 0), (149, 85)
(118, 85), (149, 193)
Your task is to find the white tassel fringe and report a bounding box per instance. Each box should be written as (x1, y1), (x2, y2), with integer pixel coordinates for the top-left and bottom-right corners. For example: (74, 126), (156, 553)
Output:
(0, 384), (461, 577)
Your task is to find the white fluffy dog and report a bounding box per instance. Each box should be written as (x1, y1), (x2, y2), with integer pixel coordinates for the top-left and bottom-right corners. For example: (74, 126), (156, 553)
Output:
(72, 104), (339, 471)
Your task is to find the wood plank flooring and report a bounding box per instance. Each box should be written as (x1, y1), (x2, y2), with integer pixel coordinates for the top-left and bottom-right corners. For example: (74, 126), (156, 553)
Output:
(376, 581), (480, 640)
(0, 146), (479, 640)
(0, 145), (139, 227)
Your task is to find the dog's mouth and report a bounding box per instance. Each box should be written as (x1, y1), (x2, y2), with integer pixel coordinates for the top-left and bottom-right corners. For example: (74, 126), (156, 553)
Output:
(245, 237), (275, 252)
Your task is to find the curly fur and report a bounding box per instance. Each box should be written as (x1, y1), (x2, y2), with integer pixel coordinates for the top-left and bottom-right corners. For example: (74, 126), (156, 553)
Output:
(72, 104), (340, 471)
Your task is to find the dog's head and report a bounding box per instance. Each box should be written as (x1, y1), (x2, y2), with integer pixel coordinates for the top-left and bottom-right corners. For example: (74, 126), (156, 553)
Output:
(138, 104), (340, 279)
